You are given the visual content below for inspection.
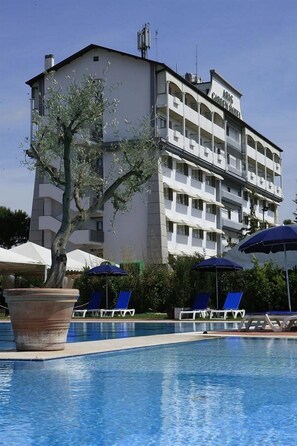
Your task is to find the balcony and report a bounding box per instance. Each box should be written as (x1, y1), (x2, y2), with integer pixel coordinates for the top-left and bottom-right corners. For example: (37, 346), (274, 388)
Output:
(157, 93), (167, 108)
(39, 183), (94, 211)
(226, 164), (242, 177)
(200, 114), (212, 134)
(39, 216), (104, 245)
(222, 218), (243, 231)
(213, 122), (225, 140)
(221, 189), (243, 205)
(226, 136), (241, 152)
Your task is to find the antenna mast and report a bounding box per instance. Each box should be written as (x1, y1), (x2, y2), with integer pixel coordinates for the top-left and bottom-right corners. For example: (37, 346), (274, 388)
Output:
(137, 23), (151, 59)
(195, 45), (198, 79)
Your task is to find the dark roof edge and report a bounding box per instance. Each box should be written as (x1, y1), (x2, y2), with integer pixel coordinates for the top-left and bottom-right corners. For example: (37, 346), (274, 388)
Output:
(26, 43), (155, 86)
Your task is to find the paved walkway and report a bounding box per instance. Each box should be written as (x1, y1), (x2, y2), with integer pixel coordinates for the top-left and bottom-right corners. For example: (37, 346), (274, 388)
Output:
(0, 331), (215, 361)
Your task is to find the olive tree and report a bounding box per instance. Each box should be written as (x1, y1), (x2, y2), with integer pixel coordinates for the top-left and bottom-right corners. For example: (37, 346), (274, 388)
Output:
(25, 74), (160, 287)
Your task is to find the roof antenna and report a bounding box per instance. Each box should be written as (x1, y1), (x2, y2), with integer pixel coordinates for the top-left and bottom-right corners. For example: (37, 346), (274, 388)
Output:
(137, 23), (151, 59)
(195, 44), (198, 81)
(155, 29), (158, 60)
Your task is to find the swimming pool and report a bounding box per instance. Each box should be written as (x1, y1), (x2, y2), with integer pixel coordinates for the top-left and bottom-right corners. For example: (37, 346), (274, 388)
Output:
(0, 337), (296, 445)
(0, 321), (240, 350)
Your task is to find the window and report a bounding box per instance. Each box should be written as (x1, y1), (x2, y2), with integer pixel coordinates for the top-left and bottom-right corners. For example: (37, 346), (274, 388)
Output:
(226, 125), (240, 142)
(207, 232), (217, 242)
(166, 220), (174, 233)
(164, 187), (173, 201)
(192, 169), (203, 182)
(206, 176), (216, 187)
(193, 229), (203, 239)
(163, 156), (173, 169)
(176, 162), (188, 176)
(176, 194), (189, 206)
(96, 218), (103, 231)
(93, 56), (99, 62)
(192, 199), (203, 210)
(206, 204), (216, 214)
(159, 117), (166, 128)
(177, 225), (189, 236)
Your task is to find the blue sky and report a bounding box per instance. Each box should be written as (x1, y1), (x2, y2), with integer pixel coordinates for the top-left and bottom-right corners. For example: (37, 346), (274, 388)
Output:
(1, 0), (297, 221)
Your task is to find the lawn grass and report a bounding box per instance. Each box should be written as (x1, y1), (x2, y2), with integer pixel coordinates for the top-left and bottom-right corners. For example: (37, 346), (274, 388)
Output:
(126, 312), (169, 320)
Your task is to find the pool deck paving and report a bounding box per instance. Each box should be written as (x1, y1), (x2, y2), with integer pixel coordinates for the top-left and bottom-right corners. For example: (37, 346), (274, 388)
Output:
(1, 318), (297, 361)
(0, 331), (212, 361)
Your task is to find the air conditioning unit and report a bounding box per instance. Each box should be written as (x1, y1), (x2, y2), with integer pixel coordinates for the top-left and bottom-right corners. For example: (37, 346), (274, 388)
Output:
(204, 147), (210, 155)
(174, 130), (180, 138)
(269, 181), (273, 188)
(250, 173), (254, 179)
(217, 155), (222, 162)
(260, 178), (264, 184)
(276, 163), (280, 170)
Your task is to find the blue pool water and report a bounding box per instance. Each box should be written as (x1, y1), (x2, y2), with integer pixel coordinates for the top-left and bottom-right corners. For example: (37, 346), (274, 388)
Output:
(0, 337), (297, 445)
(0, 321), (239, 350)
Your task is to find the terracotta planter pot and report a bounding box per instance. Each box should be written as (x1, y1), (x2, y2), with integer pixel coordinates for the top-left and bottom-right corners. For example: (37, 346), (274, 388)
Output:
(3, 288), (78, 351)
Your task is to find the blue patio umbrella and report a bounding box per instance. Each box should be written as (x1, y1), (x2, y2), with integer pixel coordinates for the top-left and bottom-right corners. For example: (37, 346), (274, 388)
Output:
(192, 257), (243, 308)
(239, 225), (297, 312)
(87, 262), (128, 308)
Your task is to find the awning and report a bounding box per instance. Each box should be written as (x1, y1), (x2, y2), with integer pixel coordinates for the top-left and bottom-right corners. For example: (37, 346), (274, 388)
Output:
(212, 172), (224, 180)
(165, 150), (182, 161)
(181, 158), (197, 168)
(204, 196), (224, 207)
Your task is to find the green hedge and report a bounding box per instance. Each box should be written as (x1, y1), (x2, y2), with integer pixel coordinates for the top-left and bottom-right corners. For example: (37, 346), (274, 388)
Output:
(73, 257), (297, 315)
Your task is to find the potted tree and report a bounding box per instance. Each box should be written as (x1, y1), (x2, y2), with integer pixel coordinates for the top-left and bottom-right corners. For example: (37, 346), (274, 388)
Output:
(4, 73), (160, 351)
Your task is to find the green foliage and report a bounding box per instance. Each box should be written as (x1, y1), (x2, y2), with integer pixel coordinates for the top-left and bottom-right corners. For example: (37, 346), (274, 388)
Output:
(167, 253), (206, 308)
(293, 193), (297, 223)
(220, 259), (287, 312)
(73, 255), (296, 316)
(73, 270), (106, 305)
(0, 206), (30, 249)
(283, 219), (293, 225)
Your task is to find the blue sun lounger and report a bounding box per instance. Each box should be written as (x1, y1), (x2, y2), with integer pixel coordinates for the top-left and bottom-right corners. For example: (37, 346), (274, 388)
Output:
(100, 290), (135, 317)
(209, 291), (244, 319)
(72, 291), (103, 317)
(179, 292), (211, 320)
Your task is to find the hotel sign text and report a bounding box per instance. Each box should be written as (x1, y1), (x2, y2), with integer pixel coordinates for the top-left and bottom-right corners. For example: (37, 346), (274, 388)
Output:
(211, 90), (241, 118)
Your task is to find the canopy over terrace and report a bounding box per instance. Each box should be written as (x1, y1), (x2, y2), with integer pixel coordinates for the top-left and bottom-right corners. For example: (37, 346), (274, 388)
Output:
(0, 248), (45, 276)
(67, 249), (107, 269)
(10, 242), (84, 272)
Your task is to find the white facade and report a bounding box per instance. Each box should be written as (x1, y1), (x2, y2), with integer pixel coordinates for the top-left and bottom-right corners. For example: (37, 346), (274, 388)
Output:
(27, 44), (283, 264)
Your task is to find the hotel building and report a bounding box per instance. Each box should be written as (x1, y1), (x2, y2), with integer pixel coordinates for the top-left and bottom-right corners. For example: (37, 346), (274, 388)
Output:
(26, 43), (283, 265)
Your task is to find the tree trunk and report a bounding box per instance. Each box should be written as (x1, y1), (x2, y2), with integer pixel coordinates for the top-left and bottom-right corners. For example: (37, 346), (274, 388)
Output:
(45, 134), (73, 288)
(45, 249), (67, 288)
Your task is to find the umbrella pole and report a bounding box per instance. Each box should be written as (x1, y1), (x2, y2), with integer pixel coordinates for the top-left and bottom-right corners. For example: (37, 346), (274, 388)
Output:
(284, 246), (292, 312)
(105, 277), (109, 309)
(215, 271), (219, 309)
